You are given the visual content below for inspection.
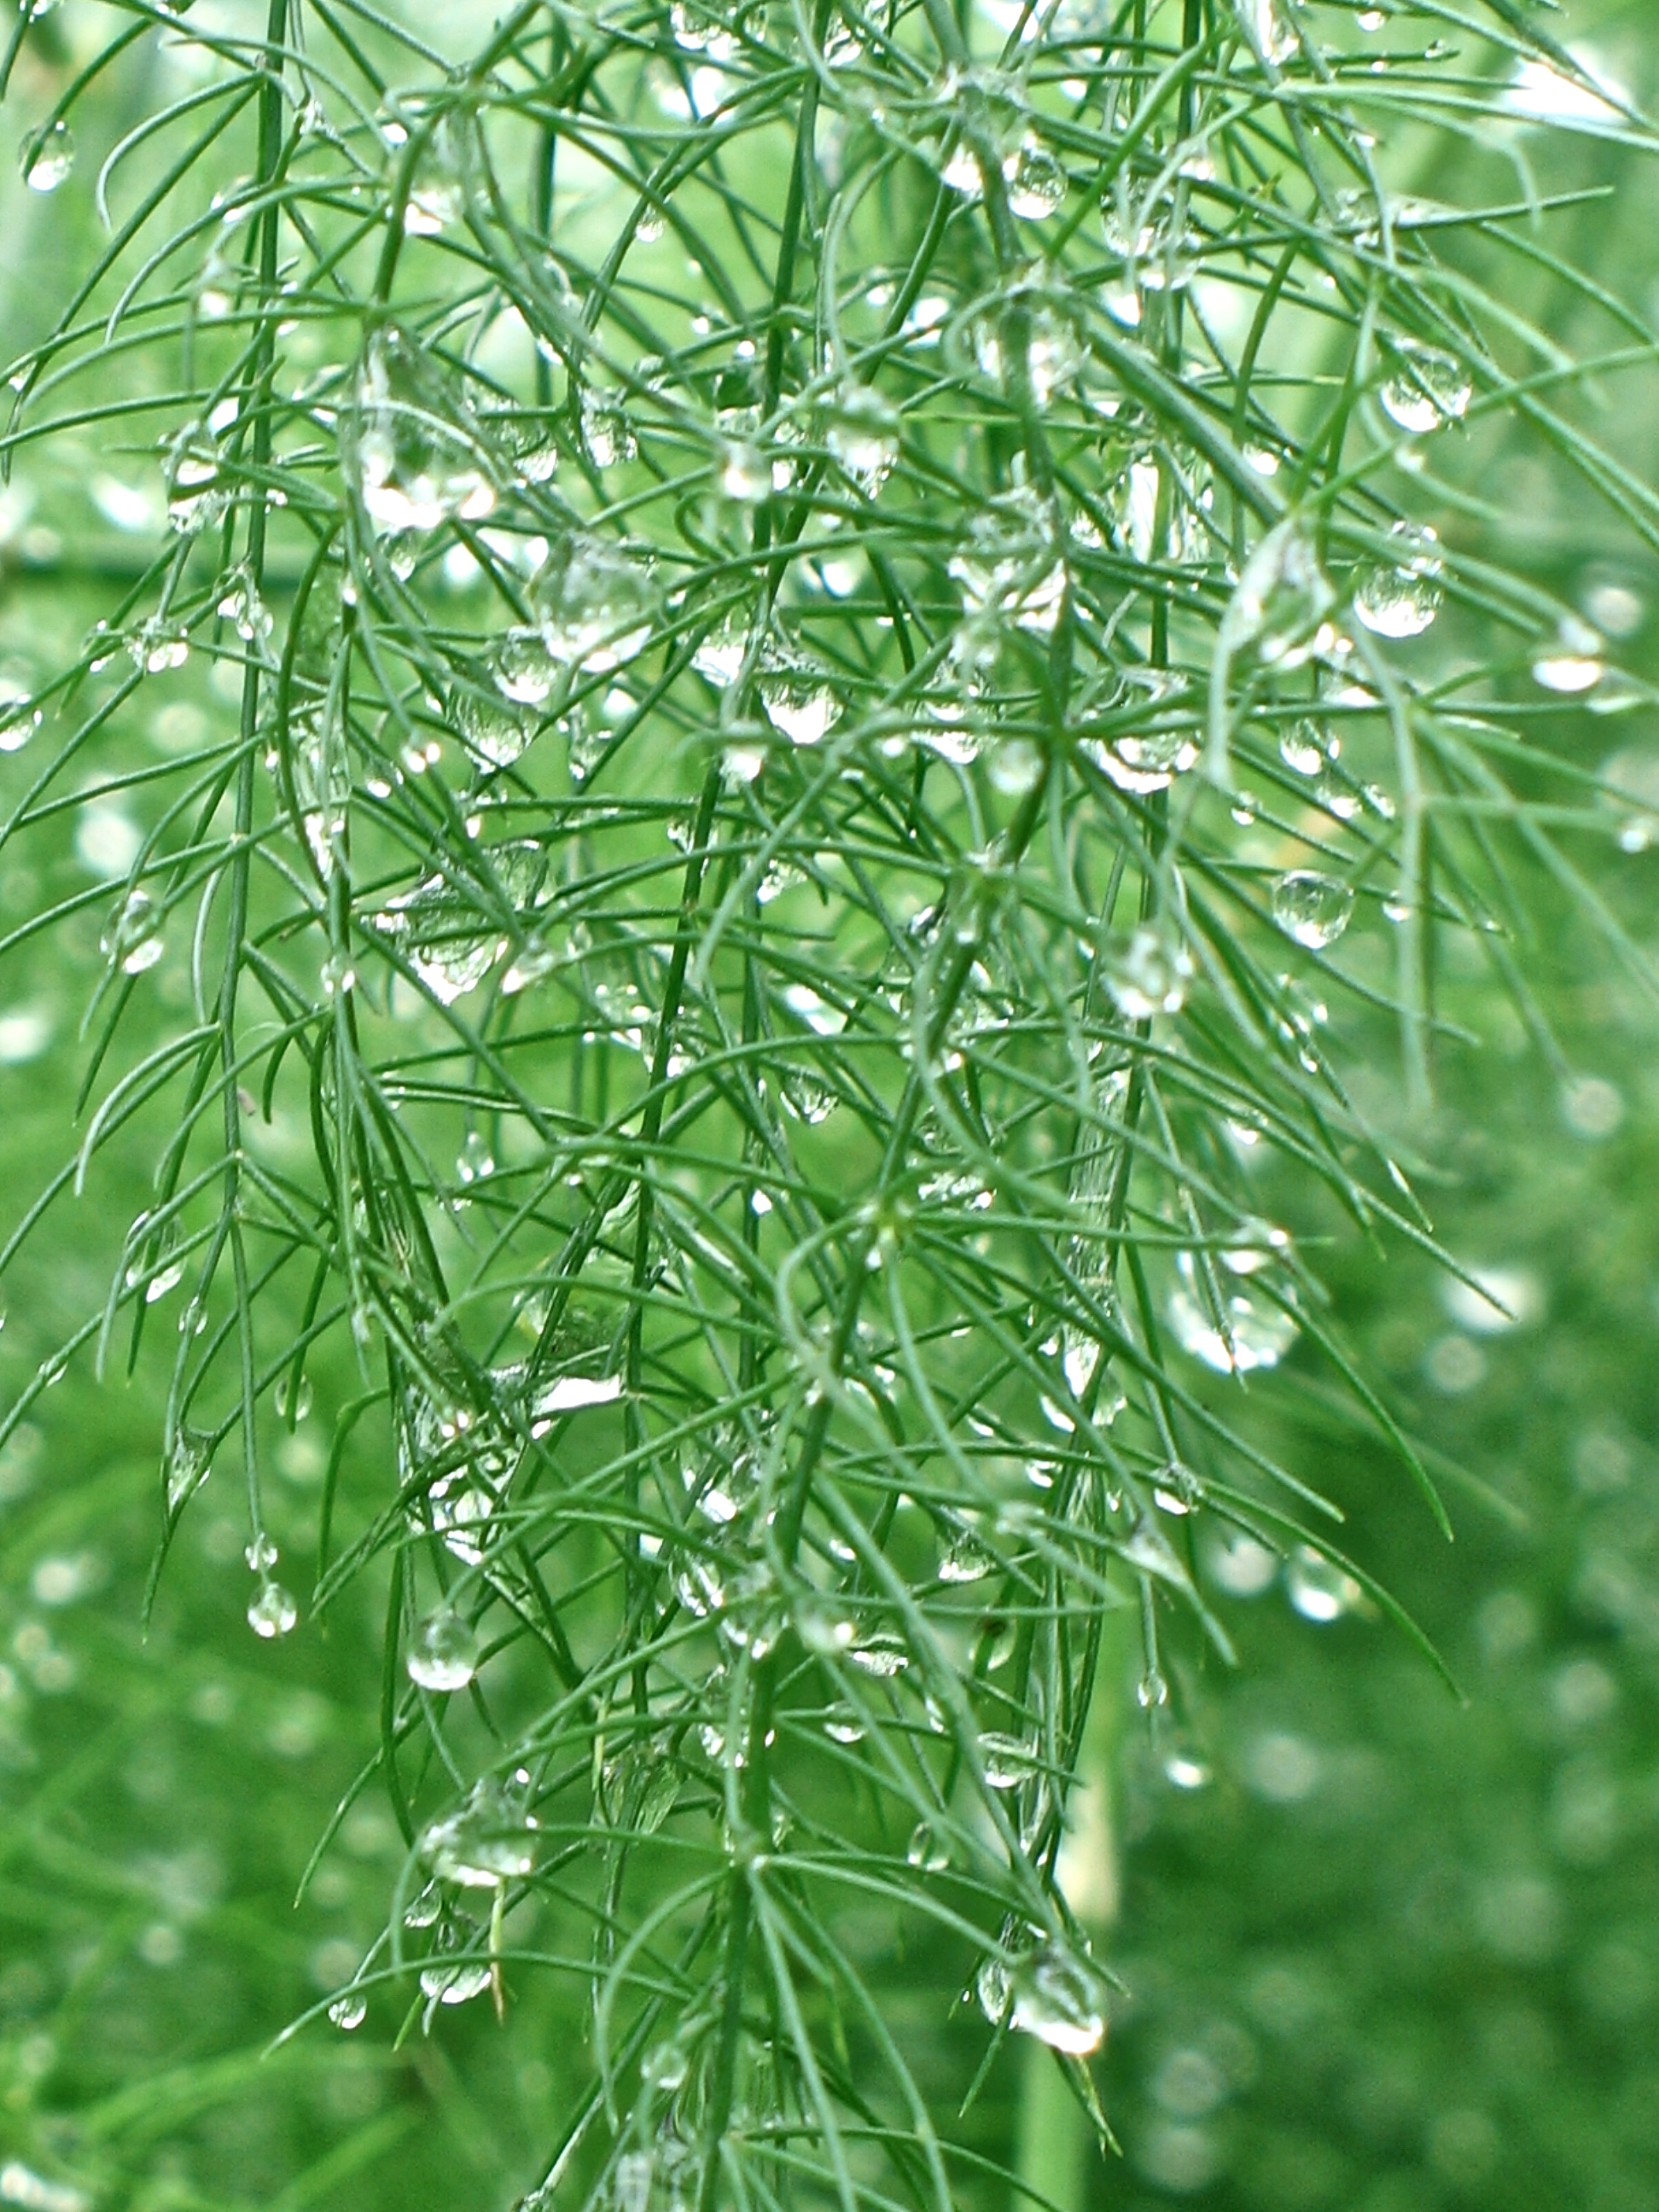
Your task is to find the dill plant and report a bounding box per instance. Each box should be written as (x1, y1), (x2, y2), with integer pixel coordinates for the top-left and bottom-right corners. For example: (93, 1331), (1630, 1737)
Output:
(0, 0), (1651, 2206)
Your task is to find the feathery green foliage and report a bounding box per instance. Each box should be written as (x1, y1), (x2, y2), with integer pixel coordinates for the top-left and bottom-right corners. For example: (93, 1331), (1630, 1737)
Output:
(1, 2), (1654, 2207)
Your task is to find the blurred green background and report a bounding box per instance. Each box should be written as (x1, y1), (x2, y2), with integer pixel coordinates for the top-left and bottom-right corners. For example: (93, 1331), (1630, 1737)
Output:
(1, 3), (1657, 2209)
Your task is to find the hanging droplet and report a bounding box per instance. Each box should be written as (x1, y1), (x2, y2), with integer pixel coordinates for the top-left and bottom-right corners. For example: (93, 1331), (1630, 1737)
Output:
(1353, 521), (1443, 638)
(1009, 1943), (1109, 2057)
(352, 326), (496, 536)
(1003, 135), (1067, 219)
(328, 1991), (368, 2031)
(408, 1609), (482, 1691)
(422, 1775), (538, 1887)
(940, 1533), (996, 1584)
(1285, 1544), (1360, 1623)
(244, 1532), (278, 1575)
(418, 1922), (493, 2006)
(1167, 1267), (1297, 1376)
(247, 1580), (299, 1639)
(1278, 719), (1332, 776)
(907, 1820), (950, 1871)
(22, 119), (74, 193)
(1137, 1667), (1169, 1709)
(0, 678), (41, 754)
(166, 1429), (212, 1513)
(1379, 338), (1472, 434)
(101, 889), (166, 975)
(975, 1954), (1012, 2023)
(977, 1732), (1039, 1789)
(758, 654), (839, 747)
(824, 382), (899, 494)
(1272, 870), (1354, 950)
(1097, 927), (1193, 1020)
(1086, 725), (1199, 795)
(530, 534), (654, 673)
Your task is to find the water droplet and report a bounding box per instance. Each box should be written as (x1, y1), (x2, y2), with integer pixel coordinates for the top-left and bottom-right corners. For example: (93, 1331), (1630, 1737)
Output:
(418, 1922), (493, 2005)
(422, 1775), (538, 1887)
(456, 1131), (494, 1185)
(1285, 1545), (1360, 1623)
(1353, 522), (1442, 638)
(408, 1609), (481, 1692)
(758, 653), (839, 746)
(978, 1732), (1039, 1789)
(404, 1878), (442, 1929)
(824, 381), (899, 494)
(907, 1820), (950, 1871)
(1167, 1255), (1297, 1375)
(1009, 1943), (1109, 2056)
(352, 327), (495, 536)
(1204, 1528), (1280, 1596)
(1379, 339), (1472, 434)
(1086, 725), (1198, 795)
(1278, 719), (1332, 776)
(328, 1991), (368, 2031)
(101, 889), (165, 974)
(166, 1429), (212, 1513)
(530, 534), (654, 673)
(1272, 870), (1354, 949)
(1226, 521), (1336, 670)
(823, 1706), (865, 1745)
(247, 1580), (298, 1639)
(244, 1532), (278, 1574)
(975, 1954), (1011, 2023)
(1239, 0), (1295, 64)
(848, 1633), (908, 1678)
(1004, 135), (1067, 219)
(581, 389), (636, 469)
(1532, 616), (1604, 694)
(0, 675), (41, 754)
(1137, 1667), (1169, 1708)
(23, 119), (74, 193)
(940, 1533), (996, 1584)
(1097, 927), (1193, 1020)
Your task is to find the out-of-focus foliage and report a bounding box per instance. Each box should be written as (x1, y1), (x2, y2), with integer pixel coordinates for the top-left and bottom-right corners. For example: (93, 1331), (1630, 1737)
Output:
(0, 3), (1655, 2210)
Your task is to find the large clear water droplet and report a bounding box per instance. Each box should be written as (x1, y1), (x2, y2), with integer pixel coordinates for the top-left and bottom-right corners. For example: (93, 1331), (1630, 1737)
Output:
(1167, 1260), (1297, 1376)
(1004, 135), (1067, 219)
(758, 654), (839, 747)
(422, 1775), (538, 1887)
(1532, 615), (1604, 694)
(352, 327), (495, 536)
(977, 1732), (1039, 1789)
(23, 119), (74, 193)
(975, 1953), (1011, 2023)
(101, 889), (165, 975)
(940, 1533), (996, 1584)
(247, 1580), (298, 1639)
(418, 1921), (493, 2005)
(530, 534), (654, 673)
(1272, 870), (1354, 949)
(1009, 1943), (1109, 2056)
(328, 1991), (368, 2031)
(1353, 521), (1443, 638)
(907, 1820), (950, 1871)
(1380, 338), (1472, 434)
(408, 1609), (481, 1691)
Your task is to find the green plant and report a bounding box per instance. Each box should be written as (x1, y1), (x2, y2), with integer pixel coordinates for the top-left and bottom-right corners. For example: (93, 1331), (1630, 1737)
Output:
(0, 2), (1651, 2207)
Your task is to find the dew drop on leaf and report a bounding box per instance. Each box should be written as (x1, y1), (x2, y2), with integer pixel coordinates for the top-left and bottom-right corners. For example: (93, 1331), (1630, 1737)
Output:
(1353, 522), (1443, 638)
(1009, 1943), (1109, 2056)
(1272, 870), (1354, 949)
(407, 1610), (481, 1692)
